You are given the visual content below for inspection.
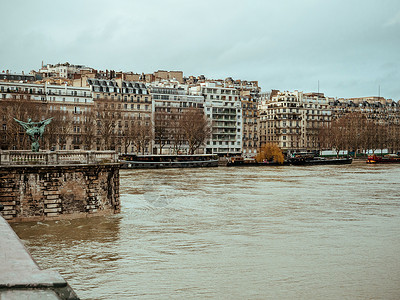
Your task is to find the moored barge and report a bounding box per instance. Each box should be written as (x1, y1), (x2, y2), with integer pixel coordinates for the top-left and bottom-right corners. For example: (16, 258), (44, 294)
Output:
(119, 154), (219, 169)
(226, 156), (290, 167)
(289, 153), (352, 166)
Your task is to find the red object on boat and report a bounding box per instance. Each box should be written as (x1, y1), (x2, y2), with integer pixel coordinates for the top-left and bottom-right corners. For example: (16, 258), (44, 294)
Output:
(366, 154), (400, 164)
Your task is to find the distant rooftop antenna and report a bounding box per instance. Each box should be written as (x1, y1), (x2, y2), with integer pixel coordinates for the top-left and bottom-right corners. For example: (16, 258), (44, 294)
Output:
(378, 85), (380, 98)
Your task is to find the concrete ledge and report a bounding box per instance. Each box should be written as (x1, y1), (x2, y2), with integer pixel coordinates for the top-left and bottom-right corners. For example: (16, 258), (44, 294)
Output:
(0, 216), (79, 299)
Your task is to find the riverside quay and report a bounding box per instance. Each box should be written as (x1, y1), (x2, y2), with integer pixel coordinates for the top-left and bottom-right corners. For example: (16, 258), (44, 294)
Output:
(1, 66), (400, 158)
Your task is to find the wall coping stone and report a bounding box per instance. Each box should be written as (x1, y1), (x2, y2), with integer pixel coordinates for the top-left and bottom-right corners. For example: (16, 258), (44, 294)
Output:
(0, 150), (119, 166)
(0, 216), (79, 299)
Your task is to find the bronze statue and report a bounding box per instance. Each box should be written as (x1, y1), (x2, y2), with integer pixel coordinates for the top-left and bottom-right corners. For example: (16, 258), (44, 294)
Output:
(14, 117), (53, 152)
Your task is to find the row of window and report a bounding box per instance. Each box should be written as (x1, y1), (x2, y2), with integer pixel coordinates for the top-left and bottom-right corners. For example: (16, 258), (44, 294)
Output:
(207, 141), (241, 146)
(0, 85), (89, 97)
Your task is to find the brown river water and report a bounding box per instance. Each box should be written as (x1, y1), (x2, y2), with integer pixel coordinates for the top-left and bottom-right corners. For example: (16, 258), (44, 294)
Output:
(11, 161), (400, 299)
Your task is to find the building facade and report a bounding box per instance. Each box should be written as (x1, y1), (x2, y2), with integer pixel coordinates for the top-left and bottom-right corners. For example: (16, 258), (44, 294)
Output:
(0, 80), (93, 150)
(259, 90), (331, 153)
(149, 81), (205, 154)
(329, 96), (400, 126)
(190, 81), (242, 156)
(241, 95), (259, 157)
(38, 62), (92, 79)
(88, 78), (153, 153)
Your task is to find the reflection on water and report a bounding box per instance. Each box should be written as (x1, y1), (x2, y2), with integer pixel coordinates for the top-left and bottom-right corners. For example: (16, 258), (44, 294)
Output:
(11, 162), (400, 299)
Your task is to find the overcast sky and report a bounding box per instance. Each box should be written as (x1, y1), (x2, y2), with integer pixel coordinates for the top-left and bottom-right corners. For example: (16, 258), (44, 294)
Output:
(2, 0), (400, 99)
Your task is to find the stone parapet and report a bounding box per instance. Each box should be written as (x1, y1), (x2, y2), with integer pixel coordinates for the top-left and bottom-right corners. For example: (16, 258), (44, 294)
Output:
(0, 163), (120, 222)
(0, 150), (118, 166)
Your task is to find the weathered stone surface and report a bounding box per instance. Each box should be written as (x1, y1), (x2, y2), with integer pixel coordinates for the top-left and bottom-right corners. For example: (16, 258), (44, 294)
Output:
(0, 196), (16, 201)
(0, 201), (16, 206)
(43, 191), (60, 196)
(45, 204), (60, 209)
(0, 164), (120, 222)
(44, 199), (60, 204)
(0, 216), (79, 299)
(46, 212), (59, 217)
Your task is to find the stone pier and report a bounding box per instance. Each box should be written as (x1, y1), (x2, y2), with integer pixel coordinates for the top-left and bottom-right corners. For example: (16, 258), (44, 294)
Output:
(0, 151), (120, 222)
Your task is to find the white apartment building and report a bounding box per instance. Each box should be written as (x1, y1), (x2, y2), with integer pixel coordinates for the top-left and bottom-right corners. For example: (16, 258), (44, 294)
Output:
(0, 81), (93, 117)
(0, 81), (93, 150)
(190, 81), (242, 156)
(149, 81), (205, 154)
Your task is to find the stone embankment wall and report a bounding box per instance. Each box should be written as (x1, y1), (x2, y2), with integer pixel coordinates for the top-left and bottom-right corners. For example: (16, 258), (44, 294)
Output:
(0, 164), (120, 222)
(0, 216), (79, 299)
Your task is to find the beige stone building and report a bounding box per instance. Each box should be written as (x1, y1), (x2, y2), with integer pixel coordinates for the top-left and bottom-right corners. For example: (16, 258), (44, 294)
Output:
(241, 95), (259, 157)
(88, 78), (153, 153)
(259, 90), (332, 153)
(0, 80), (93, 150)
(329, 97), (400, 126)
(0, 78), (153, 153)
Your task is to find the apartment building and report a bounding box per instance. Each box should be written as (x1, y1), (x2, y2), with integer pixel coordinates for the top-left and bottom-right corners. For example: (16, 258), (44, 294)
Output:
(241, 95), (259, 157)
(38, 62), (92, 79)
(88, 78), (153, 153)
(190, 81), (242, 156)
(259, 90), (331, 153)
(329, 97), (400, 126)
(148, 81), (205, 154)
(1, 72), (35, 82)
(0, 80), (93, 150)
(227, 79), (261, 157)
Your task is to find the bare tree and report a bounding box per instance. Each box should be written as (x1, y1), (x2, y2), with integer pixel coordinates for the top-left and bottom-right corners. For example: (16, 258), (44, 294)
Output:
(390, 124), (400, 154)
(376, 123), (389, 155)
(154, 110), (169, 154)
(0, 97), (43, 150)
(362, 119), (378, 155)
(95, 102), (115, 150)
(344, 112), (368, 157)
(180, 107), (210, 155)
(170, 114), (184, 154)
(325, 117), (348, 158)
(133, 121), (152, 154)
(81, 108), (96, 150)
(46, 110), (73, 150)
(119, 120), (135, 154)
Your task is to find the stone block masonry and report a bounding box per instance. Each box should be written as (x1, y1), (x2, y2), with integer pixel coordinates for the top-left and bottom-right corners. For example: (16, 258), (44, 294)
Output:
(0, 164), (120, 222)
